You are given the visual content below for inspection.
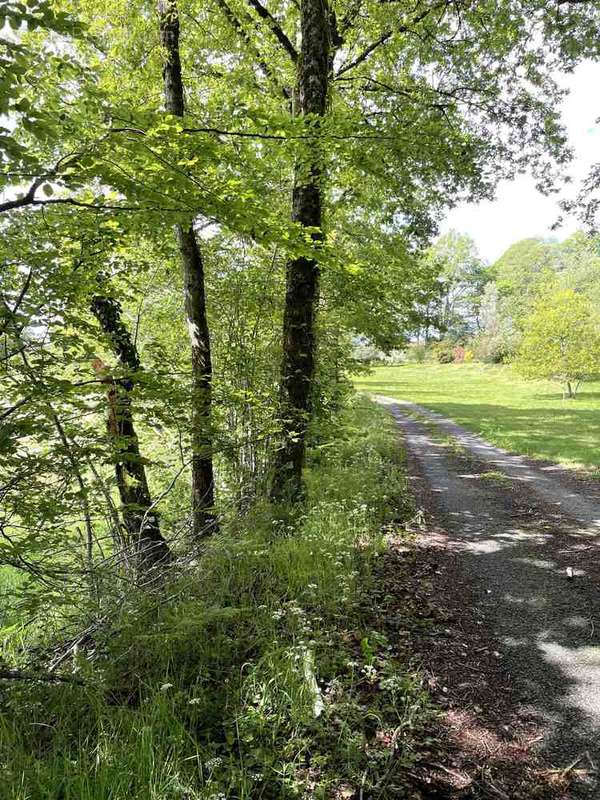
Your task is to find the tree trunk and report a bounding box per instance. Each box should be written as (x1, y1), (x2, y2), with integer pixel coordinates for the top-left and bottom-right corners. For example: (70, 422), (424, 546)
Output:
(271, 0), (330, 501)
(158, 0), (216, 537)
(91, 297), (171, 570)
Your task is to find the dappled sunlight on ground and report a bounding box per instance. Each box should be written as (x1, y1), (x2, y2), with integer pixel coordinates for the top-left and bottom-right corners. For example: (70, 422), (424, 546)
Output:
(382, 398), (600, 793)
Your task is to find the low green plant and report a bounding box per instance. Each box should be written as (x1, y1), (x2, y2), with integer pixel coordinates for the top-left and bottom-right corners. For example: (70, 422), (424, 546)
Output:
(479, 470), (512, 485)
(0, 400), (430, 799)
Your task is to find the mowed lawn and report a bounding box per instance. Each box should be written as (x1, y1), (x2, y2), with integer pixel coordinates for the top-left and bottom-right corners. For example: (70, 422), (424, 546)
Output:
(354, 363), (600, 470)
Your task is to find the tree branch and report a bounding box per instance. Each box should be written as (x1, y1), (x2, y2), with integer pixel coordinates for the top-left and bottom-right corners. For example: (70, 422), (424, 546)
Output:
(29, 198), (183, 212)
(339, 0), (362, 37)
(0, 667), (85, 685)
(0, 177), (45, 214)
(212, 0), (292, 98)
(246, 0), (298, 62)
(335, 1), (449, 78)
(0, 395), (33, 423)
(336, 30), (392, 77)
(0, 270), (31, 335)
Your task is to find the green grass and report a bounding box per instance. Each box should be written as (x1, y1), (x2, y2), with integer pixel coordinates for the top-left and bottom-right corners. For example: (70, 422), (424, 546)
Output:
(0, 399), (430, 800)
(354, 362), (600, 470)
(478, 471), (514, 485)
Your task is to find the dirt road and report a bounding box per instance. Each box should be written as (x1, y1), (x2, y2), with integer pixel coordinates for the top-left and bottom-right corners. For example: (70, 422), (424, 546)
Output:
(377, 396), (600, 793)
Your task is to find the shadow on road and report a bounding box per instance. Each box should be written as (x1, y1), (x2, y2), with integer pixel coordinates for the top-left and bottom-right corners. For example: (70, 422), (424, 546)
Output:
(382, 401), (600, 795)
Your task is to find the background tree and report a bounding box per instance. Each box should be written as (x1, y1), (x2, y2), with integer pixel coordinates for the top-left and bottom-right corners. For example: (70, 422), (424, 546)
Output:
(473, 283), (521, 363)
(516, 288), (600, 397)
(491, 238), (558, 325)
(420, 231), (488, 341)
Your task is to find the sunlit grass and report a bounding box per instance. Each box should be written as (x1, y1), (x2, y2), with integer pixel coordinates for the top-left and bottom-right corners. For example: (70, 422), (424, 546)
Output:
(354, 362), (600, 469)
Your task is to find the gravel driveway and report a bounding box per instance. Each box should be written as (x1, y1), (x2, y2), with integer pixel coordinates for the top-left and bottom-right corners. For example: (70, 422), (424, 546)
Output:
(376, 396), (600, 788)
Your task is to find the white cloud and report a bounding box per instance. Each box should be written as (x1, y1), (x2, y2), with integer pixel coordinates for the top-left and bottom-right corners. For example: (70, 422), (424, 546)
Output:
(440, 60), (600, 263)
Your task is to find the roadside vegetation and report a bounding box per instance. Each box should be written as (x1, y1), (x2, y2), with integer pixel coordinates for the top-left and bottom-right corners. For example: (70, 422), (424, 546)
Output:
(0, 401), (434, 800)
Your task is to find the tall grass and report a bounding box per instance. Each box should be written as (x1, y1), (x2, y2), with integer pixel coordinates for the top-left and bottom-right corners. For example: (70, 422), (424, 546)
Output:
(0, 400), (428, 799)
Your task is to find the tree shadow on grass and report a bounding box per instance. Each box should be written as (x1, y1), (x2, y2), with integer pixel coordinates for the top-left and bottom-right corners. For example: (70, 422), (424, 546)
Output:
(529, 391), (600, 402)
(419, 402), (600, 469)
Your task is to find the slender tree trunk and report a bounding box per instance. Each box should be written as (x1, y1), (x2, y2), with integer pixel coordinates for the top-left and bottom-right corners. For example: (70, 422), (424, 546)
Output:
(91, 297), (171, 569)
(271, 0), (330, 501)
(51, 413), (95, 578)
(158, 0), (216, 537)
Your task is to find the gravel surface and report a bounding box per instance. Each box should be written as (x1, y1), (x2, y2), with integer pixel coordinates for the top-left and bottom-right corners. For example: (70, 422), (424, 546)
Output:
(375, 396), (600, 788)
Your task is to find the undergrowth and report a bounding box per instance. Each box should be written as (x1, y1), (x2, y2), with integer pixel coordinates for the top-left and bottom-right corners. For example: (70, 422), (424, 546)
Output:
(0, 400), (431, 799)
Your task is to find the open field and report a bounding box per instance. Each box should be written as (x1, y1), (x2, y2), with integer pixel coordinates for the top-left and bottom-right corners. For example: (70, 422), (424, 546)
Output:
(354, 363), (600, 470)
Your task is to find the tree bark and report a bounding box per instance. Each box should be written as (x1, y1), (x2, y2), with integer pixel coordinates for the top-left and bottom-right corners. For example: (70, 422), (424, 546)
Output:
(271, 0), (330, 501)
(158, 0), (216, 537)
(91, 296), (172, 570)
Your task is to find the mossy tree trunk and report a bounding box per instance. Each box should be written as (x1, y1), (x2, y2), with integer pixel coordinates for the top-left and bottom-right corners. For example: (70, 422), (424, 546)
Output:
(91, 296), (172, 569)
(271, 0), (330, 501)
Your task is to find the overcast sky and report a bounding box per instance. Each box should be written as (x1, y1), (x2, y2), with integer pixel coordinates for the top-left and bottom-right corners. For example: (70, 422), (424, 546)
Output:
(440, 60), (600, 264)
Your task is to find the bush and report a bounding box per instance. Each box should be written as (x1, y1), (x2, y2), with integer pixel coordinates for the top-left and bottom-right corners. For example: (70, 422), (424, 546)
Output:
(453, 345), (466, 363)
(428, 340), (454, 363)
(406, 343), (427, 363)
(437, 348), (454, 363)
(473, 333), (508, 363)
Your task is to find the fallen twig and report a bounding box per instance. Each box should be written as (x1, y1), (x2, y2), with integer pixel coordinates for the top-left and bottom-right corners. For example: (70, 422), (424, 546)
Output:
(0, 668), (85, 686)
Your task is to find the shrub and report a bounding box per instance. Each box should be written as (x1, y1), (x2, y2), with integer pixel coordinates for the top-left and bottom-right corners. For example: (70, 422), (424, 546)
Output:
(453, 345), (466, 363)
(436, 348), (454, 363)
(473, 332), (512, 363)
(428, 341), (454, 363)
(406, 343), (427, 363)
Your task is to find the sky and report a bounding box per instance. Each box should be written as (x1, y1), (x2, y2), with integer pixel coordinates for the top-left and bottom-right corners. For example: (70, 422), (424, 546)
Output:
(440, 60), (600, 264)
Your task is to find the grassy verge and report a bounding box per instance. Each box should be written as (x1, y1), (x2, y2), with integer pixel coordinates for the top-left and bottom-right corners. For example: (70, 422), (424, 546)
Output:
(0, 399), (430, 800)
(355, 362), (600, 470)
